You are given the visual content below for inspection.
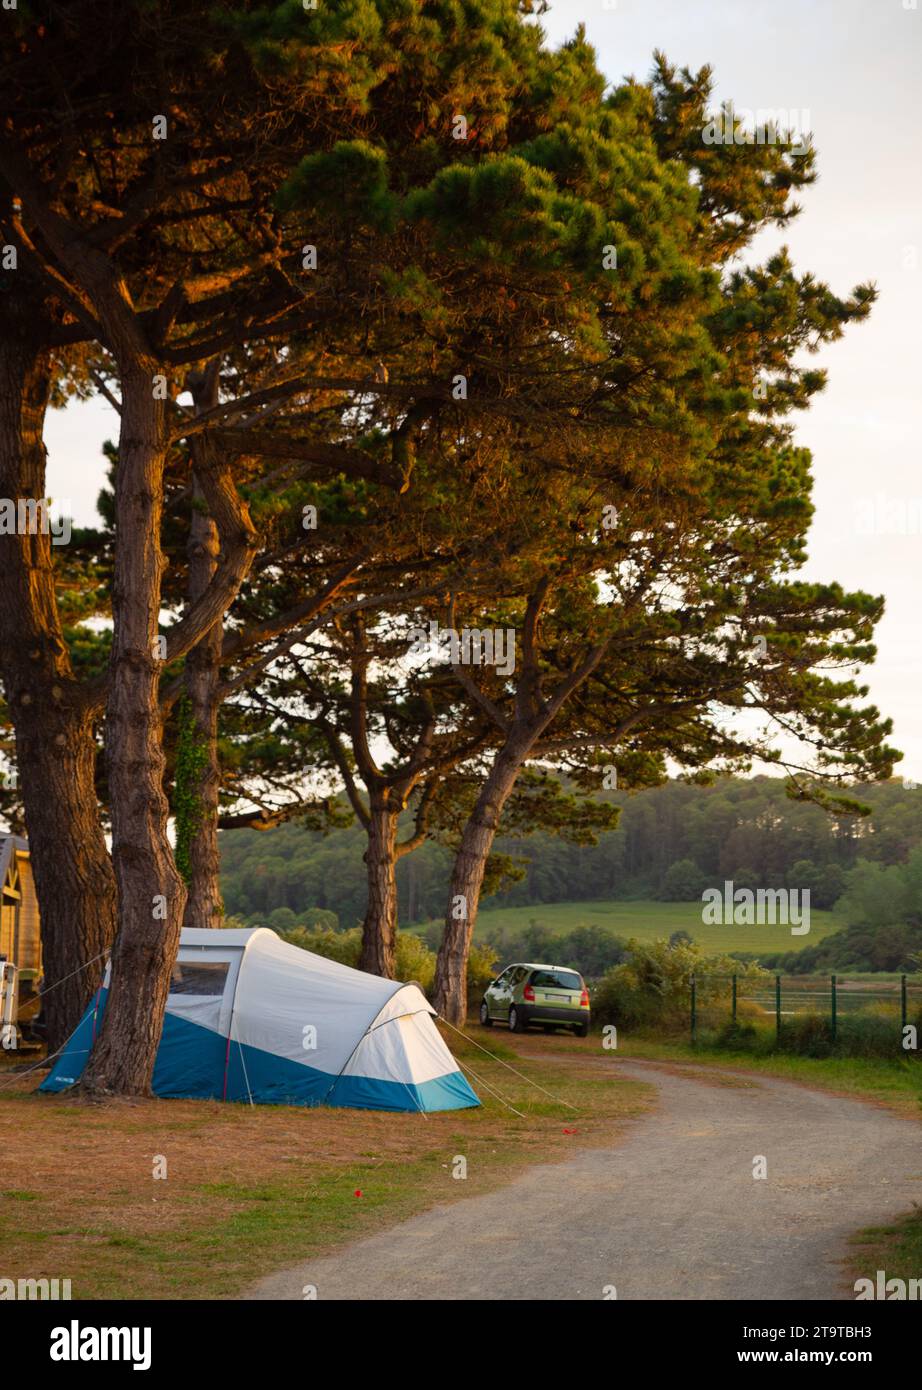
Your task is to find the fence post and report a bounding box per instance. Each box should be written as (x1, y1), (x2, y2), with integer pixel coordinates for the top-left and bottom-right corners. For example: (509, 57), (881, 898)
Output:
(901, 974), (907, 1035)
(690, 973), (697, 1045)
(831, 973), (837, 1043)
(731, 973), (737, 1024)
(775, 974), (781, 1045)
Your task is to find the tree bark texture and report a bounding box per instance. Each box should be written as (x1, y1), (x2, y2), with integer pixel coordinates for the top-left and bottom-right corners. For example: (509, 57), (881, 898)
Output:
(358, 799), (400, 977)
(433, 735), (530, 1024)
(181, 374), (224, 931)
(0, 336), (117, 1050)
(79, 368), (187, 1095)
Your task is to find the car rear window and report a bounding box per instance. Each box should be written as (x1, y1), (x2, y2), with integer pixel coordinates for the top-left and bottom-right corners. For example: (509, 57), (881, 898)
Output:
(529, 969), (582, 990)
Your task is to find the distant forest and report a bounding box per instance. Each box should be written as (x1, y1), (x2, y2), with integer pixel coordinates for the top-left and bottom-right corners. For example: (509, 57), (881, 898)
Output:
(220, 776), (922, 933)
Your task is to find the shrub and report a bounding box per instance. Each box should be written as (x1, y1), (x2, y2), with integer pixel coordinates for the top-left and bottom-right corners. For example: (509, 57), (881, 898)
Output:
(220, 915), (250, 931)
(715, 1020), (759, 1048)
(707, 1004), (922, 1059)
(659, 859), (707, 901)
(466, 939), (500, 998)
(778, 1012), (834, 1058)
(302, 906), (340, 932)
(394, 932), (435, 992)
(829, 1010), (913, 1059)
(592, 938), (767, 1033)
(592, 937), (699, 1031)
(267, 906), (298, 931)
(559, 924), (629, 977)
(281, 925), (361, 966)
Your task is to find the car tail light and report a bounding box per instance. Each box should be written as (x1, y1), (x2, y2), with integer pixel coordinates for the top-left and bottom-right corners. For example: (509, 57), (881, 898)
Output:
(523, 984), (535, 1002)
(580, 988), (590, 1007)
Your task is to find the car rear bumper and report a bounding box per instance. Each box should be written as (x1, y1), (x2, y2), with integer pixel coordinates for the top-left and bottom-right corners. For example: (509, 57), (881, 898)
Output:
(518, 1004), (590, 1027)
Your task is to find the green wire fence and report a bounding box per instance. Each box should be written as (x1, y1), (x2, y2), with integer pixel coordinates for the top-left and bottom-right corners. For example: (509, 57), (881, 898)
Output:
(689, 972), (922, 1051)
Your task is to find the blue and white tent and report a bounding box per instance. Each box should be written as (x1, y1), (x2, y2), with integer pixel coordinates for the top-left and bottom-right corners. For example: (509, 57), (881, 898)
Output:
(41, 927), (479, 1113)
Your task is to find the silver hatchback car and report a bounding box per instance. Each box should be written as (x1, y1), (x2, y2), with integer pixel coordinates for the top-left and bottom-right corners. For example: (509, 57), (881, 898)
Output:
(480, 962), (590, 1036)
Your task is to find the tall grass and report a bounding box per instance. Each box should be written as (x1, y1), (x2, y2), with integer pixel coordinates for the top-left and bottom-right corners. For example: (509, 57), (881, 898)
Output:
(701, 1004), (922, 1060)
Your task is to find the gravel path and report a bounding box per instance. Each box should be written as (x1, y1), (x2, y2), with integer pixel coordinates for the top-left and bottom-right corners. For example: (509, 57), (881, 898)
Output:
(246, 1059), (922, 1301)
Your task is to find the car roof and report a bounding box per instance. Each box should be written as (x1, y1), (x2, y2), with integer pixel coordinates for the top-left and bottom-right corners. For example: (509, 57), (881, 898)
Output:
(506, 962), (581, 972)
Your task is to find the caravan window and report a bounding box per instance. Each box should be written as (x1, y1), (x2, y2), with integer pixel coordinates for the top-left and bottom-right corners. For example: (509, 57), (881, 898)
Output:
(169, 960), (229, 996)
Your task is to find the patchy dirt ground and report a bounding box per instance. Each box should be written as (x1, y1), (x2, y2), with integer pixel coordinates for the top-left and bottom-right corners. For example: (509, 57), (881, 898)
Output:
(0, 1028), (651, 1300)
(247, 1058), (922, 1302)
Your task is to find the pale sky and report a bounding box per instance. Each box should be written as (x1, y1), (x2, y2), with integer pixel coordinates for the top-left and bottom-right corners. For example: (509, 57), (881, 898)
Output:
(44, 0), (922, 776)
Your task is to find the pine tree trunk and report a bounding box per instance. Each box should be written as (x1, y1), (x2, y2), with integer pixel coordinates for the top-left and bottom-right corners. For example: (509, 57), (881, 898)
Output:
(0, 338), (117, 1051)
(78, 369), (187, 1096)
(179, 634), (223, 931)
(407, 852), (419, 924)
(433, 738), (529, 1023)
(181, 379), (223, 932)
(359, 800), (399, 977)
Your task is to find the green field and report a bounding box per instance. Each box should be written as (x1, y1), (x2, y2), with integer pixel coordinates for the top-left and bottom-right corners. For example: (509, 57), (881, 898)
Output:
(467, 898), (841, 956)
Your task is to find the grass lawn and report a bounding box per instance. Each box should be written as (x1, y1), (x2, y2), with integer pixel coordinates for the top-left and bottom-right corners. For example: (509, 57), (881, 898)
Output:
(492, 1023), (922, 1117)
(5, 1021), (918, 1302)
(608, 1034), (922, 1119)
(849, 1208), (922, 1289)
(458, 898), (842, 956)
(0, 1029), (652, 1301)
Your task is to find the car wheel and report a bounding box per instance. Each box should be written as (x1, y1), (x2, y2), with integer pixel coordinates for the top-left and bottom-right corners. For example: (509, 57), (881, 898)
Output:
(479, 1000), (493, 1028)
(509, 1005), (525, 1034)
(574, 1020), (589, 1038)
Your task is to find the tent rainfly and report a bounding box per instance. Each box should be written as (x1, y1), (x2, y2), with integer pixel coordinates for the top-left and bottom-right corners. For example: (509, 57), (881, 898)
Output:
(41, 927), (479, 1113)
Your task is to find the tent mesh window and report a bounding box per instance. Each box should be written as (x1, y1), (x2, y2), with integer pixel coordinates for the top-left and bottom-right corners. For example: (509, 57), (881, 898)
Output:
(169, 961), (229, 996)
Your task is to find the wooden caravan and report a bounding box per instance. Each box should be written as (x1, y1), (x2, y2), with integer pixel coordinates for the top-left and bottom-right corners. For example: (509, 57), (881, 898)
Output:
(0, 835), (42, 1023)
